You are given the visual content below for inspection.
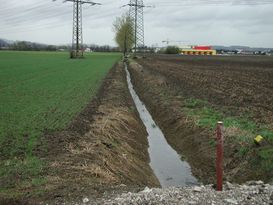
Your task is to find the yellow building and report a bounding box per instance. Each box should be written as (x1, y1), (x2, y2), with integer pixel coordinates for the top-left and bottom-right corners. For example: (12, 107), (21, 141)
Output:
(180, 46), (216, 55)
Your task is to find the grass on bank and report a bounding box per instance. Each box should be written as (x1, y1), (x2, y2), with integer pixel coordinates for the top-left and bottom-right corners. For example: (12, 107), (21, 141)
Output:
(0, 51), (121, 193)
(183, 98), (273, 172)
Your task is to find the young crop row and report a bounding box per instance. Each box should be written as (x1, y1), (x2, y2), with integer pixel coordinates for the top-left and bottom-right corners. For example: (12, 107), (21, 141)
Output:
(0, 51), (121, 192)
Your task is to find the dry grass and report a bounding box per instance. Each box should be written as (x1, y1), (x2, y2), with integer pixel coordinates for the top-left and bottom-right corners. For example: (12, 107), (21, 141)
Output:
(67, 141), (96, 155)
(224, 126), (251, 138)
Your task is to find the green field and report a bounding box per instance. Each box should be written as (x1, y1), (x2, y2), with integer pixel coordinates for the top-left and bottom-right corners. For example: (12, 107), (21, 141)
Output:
(0, 51), (121, 191)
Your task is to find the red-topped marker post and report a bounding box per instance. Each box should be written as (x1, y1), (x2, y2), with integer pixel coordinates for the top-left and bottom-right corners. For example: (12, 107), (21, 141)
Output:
(216, 121), (224, 191)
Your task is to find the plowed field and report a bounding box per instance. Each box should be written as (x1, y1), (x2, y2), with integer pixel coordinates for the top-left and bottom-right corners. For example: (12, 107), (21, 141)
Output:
(137, 55), (273, 128)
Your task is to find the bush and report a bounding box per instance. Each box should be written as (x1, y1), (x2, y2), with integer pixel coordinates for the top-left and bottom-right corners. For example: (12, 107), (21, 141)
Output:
(165, 46), (180, 54)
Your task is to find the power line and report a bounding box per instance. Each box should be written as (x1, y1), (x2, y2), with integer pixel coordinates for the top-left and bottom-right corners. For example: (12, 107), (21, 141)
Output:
(0, 2), (117, 29)
(1, 0), (271, 26)
(151, 0), (273, 7)
(0, 1), (48, 13)
(0, 7), (119, 34)
(0, 0), (272, 45)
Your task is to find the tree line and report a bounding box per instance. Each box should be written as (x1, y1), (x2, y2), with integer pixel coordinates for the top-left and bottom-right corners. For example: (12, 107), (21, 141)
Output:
(0, 40), (121, 52)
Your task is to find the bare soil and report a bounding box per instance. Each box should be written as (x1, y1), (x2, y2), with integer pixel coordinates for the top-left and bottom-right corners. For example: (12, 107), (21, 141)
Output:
(128, 55), (273, 185)
(0, 62), (159, 204)
(137, 55), (273, 128)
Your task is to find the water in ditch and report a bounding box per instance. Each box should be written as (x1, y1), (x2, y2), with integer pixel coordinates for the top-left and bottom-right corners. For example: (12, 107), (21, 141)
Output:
(125, 64), (198, 188)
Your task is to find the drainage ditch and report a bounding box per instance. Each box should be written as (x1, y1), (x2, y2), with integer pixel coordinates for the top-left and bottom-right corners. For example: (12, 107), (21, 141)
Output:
(125, 63), (198, 187)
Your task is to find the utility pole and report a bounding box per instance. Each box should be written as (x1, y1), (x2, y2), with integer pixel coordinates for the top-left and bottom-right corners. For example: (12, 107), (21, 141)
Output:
(121, 0), (153, 55)
(55, 0), (101, 59)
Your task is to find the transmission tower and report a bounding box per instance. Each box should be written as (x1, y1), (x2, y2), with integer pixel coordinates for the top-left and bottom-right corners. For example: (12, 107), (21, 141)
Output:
(122, 1), (153, 54)
(56, 0), (101, 59)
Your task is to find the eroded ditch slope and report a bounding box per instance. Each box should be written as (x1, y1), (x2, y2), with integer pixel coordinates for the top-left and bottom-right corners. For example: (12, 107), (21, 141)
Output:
(3, 62), (159, 204)
(128, 61), (215, 184)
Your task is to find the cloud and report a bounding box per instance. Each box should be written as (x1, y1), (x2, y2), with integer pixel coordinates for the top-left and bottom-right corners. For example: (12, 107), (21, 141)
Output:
(0, 0), (272, 47)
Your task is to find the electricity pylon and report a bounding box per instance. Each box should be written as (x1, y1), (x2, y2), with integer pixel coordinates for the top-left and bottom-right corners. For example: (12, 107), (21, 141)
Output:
(121, 1), (153, 54)
(55, 0), (101, 58)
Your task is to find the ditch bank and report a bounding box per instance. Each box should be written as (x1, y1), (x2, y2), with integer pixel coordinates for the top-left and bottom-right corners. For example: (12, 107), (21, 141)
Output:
(124, 63), (198, 187)
(1, 62), (159, 204)
(128, 60), (268, 185)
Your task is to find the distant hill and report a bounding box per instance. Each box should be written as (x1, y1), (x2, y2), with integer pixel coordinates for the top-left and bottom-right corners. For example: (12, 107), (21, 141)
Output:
(212, 45), (273, 52)
(0, 39), (11, 47)
(0, 38), (58, 51)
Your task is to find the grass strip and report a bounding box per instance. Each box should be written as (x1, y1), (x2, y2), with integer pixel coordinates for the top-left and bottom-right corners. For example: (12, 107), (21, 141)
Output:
(183, 98), (273, 172)
(0, 51), (121, 193)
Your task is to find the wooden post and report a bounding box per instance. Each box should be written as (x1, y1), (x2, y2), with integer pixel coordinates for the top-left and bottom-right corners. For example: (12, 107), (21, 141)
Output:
(216, 121), (224, 191)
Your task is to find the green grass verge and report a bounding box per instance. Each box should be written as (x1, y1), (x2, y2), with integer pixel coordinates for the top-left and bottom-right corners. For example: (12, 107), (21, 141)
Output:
(184, 98), (273, 171)
(0, 51), (121, 192)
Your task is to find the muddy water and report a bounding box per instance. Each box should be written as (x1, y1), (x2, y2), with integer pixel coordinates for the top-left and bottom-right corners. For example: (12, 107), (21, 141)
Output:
(125, 64), (198, 187)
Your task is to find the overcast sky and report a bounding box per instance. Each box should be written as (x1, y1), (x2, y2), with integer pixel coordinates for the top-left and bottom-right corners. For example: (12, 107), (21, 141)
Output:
(0, 0), (273, 47)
